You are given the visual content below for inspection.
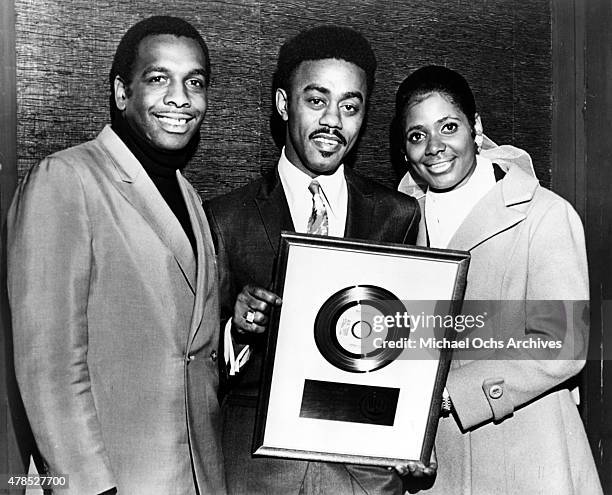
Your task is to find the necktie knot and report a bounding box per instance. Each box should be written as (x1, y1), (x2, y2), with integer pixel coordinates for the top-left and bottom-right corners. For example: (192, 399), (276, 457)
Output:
(308, 180), (322, 196)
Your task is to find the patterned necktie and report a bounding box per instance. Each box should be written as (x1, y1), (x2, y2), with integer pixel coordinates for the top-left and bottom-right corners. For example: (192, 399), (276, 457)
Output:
(307, 180), (329, 235)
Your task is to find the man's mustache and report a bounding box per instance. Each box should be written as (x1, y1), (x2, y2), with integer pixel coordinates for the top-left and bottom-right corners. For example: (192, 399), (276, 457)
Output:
(309, 128), (347, 146)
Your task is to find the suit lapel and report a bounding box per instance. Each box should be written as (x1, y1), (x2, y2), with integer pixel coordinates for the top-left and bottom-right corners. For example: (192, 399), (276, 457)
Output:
(447, 186), (524, 251)
(416, 196), (428, 246)
(344, 169), (374, 238)
(97, 126), (197, 290)
(180, 174), (215, 348)
(254, 170), (294, 255)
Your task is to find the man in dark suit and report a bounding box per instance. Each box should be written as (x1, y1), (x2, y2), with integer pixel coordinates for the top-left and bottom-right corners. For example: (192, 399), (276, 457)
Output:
(205, 26), (421, 494)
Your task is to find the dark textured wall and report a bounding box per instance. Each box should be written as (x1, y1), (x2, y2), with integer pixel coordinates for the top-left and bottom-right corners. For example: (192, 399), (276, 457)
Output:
(15, 0), (552, 199)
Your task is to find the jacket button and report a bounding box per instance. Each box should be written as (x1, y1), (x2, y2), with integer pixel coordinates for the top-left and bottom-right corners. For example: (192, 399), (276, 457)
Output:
(489, 384), (503, 399)
(184, 354), (194, 363)
(210, 350), (218, 361)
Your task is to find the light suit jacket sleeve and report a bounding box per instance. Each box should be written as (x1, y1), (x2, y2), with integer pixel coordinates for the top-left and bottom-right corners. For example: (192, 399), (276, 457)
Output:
(8, 156), (116, 493)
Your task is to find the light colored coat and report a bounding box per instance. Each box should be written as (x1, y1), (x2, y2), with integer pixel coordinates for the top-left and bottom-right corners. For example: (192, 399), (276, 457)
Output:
(7, 126), (226, 495)
(402, 152), (602, 494)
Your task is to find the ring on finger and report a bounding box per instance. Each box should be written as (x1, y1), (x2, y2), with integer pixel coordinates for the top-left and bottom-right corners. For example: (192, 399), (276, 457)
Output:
(245, 310), (256, 323)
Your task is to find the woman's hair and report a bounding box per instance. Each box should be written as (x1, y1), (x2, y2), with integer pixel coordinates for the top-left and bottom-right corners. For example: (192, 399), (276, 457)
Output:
(390, 65), (477, 180)
(394, 65), (476, 127)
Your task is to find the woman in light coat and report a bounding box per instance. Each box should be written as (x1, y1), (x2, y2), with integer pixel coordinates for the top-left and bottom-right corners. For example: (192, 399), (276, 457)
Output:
(394, 65), (601, 494)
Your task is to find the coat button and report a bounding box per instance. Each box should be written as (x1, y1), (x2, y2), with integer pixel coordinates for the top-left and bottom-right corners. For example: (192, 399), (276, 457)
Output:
(210, 350), (218, 362)
(489, 384), (503, 399)
(184, 354), (194, 363)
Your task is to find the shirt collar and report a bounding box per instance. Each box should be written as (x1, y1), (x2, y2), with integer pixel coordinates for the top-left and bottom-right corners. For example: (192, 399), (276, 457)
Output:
(277, 147), (345, 215)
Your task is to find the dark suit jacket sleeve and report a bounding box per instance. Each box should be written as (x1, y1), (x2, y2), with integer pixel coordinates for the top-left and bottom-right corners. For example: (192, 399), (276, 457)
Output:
(204, 199), (245, 390)
(7, 158), (116, 494)
(204, 200), (235, 322)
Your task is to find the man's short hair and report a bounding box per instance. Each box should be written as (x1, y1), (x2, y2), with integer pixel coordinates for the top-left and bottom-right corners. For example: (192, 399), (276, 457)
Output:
(108, 16), (210, 122)
(272, 25), (377, 98)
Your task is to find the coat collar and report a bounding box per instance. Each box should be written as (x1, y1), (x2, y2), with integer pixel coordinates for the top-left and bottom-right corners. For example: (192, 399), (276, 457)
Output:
(418, 164), (539, 251)
(254, 165), (374, 254)
(96, 125), (197, 291)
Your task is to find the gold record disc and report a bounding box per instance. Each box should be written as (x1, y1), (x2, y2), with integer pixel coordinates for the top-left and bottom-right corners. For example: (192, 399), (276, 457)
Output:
(314, 285), (406, 373)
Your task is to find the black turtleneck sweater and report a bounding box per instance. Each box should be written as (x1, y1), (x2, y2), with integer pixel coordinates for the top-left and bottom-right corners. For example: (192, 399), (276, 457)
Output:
(112, 117), (198, 256)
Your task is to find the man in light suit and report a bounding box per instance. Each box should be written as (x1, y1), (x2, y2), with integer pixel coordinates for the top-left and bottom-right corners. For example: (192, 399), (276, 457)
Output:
(205, 26), (423, 494)
(7, 16), (225, 495)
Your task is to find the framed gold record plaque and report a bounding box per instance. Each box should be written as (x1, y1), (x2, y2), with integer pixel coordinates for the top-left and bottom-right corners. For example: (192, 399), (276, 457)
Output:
(253, 232), (470, 467)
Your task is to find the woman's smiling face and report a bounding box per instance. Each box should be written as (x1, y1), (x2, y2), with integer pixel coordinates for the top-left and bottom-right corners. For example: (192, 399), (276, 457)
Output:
(402, 91), (479, 191)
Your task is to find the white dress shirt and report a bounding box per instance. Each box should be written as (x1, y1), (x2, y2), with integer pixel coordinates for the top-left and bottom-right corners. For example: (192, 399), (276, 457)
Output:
(278, 147), (348, 236)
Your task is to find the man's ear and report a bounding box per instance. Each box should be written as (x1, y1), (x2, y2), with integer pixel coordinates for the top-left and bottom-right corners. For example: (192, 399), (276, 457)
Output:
(275, 88), (289, 122)
(114, 76), (128, 112)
